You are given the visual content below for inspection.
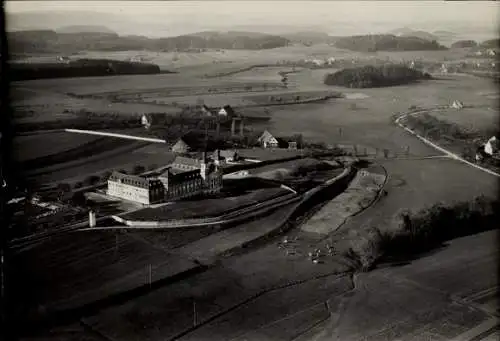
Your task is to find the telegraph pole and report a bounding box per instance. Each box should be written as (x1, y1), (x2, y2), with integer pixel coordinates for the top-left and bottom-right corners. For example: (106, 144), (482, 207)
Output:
(193, 299), (197, 326)
(148, 263), (152, 289)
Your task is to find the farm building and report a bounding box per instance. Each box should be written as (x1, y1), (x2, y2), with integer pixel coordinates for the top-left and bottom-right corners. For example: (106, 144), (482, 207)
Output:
(484, 136), (499, 156)
(451, 100), (464, 110)
(257, 130), (294, 149)
(258, 130), (280, 148)
(201, 105), (215, 116)
(141, 114), (152, 129)
(171, 138), (191, 154)
(218, 105), (236, 117)
(107, 152), (223, 204)
(215, 149), (241, 162)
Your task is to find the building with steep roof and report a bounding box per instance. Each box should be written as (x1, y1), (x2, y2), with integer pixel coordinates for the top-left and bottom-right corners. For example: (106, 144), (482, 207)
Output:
(201, 105), (215, 116)
(484, 136), (499, 156)
(258, 130), (279, 148)
(218, 105), (236, 117)
(451, 100), (464, 110)
(171, 138), (191, 154)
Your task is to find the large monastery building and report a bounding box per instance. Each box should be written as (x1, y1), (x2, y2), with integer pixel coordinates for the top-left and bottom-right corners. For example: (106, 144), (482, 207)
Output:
(107, 152), (223, 204)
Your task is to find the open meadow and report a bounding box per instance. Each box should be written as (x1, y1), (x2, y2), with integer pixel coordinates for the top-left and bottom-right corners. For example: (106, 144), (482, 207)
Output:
(429, 106), (498, 134)
(13, 132), (101, 162)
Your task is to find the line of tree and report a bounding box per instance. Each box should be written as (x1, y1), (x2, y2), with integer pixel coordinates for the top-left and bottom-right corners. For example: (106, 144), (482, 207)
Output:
(9, 59), (160, 81)
(344, 195), (500, 271)
(324, 64), (432, 88)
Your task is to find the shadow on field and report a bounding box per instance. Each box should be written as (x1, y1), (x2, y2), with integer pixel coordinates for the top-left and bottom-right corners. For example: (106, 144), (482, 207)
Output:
(13, 264), (209, 339)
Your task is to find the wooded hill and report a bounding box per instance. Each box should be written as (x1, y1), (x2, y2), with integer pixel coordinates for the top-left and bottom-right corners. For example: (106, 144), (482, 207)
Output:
(8, 30), (290, 54)
(333, 34), (448, 52)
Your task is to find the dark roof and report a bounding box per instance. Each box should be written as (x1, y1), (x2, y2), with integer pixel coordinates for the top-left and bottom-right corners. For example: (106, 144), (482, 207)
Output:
(276, 137), (290, 148)
(172, 156), (203, 168)
(108, 172), (162, 189)
(159, 168), (202, 183)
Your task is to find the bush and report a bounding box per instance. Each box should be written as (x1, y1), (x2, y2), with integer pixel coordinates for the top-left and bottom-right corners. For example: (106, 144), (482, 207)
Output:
(343, 228), (384, 272)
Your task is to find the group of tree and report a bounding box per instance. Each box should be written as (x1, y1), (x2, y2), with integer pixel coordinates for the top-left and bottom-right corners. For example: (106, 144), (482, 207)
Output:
(323, 64), (432, 88)
(333, 34), (447, 52)
(402, 113), (475, 142)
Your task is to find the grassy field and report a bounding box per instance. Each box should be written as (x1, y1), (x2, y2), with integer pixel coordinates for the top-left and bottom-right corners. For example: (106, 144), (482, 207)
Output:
(328, 157), (498, 249)
(121, 187), (290, 221)
(12, 132), (101, 162)
(429, 106), (498, 133)
(265, 74), (497, 152)
(29, 144), (175, 186)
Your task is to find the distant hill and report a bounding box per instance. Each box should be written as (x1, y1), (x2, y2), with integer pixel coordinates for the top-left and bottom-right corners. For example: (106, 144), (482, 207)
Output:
(433, 30), (457, 38)
(389, 27), (462, 43)
(7, 30), (289, 54)
(451, 40), (478, 48)
(171, 31), (290, 49)
(279, 31), (331, 45)
(56, 25), (116, 34)
(480, 38), (500, 48)
(389, 27), (415, 36)
(334, 34), (447, 52)
(324, 64), (432, 88)
(402, 31), (438, 42)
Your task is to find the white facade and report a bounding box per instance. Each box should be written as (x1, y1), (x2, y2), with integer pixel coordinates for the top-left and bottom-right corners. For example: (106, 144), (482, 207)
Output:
(451, 100), (464, 110)
(484, 136), (498, 156)
(218, 108), (229, 116)
(141, 114), (151, 129)
(107, 181), (151, 204)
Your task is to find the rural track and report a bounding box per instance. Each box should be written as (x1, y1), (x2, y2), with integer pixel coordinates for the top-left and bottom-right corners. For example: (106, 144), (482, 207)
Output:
(394, 109), (500, 178)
